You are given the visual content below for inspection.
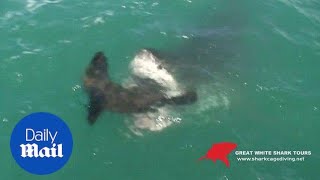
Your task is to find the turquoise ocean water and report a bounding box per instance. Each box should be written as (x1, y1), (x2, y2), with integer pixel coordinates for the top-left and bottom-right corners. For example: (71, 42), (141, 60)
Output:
(1, 0), (320, 179)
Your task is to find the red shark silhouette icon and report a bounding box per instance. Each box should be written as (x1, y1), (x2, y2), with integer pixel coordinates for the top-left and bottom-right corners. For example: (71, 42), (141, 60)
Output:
(199, 142), (237, 168)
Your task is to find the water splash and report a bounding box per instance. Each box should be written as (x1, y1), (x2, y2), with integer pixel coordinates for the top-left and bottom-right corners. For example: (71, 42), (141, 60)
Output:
(124, 49), (230, 135)
(26, 0), (63, 12)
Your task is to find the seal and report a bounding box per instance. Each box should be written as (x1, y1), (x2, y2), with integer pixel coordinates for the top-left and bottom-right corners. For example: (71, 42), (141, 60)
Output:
(83, 51), (197, 125)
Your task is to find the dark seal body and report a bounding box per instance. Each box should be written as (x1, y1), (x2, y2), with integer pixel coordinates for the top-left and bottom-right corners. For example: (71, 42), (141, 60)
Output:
(83, 52), (197, 125)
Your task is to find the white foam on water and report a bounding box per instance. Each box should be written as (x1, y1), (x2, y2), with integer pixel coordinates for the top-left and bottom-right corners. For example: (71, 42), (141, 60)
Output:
(151, 2), (159, 7)
(127, 107), (182, 136)
(278, 0), (320, 24)
(80, 10), (114, 27)
(2, 118), (9, 123)
(94, 17), (104, 24)
(10, 55), (21, 60)
(103, 10), (114, 16)
(26, 0), (62, 12)
(58, 40), (72, 44)
(1, 11), (23, 22)
(126, 83), (230, 136)
(195, 83), (230, 114)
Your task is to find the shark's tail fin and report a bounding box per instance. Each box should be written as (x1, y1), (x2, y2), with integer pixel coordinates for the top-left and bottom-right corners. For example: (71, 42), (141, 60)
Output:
(165, 91), (197, 105)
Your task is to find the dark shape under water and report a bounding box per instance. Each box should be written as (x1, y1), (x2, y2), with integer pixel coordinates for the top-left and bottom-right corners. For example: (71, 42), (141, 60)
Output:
(83, 51), (197, 125)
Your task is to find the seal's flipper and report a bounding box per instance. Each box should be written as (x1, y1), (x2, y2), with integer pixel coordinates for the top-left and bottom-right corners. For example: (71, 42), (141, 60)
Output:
(165, 91), (197, 105)
(87, 90), (105, 125)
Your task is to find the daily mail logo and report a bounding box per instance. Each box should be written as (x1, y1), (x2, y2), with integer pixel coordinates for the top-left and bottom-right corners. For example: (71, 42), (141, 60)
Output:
(10, 112), (73, 175)
(20, 128), (63, 158)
